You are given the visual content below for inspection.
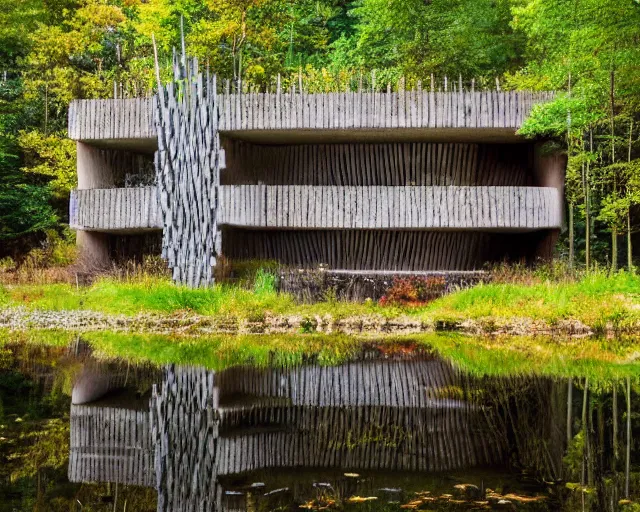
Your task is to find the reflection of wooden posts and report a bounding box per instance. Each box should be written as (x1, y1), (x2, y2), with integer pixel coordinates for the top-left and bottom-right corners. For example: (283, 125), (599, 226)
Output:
(68, 358), (579, 507)
(567, 379), (573, 447)
(214, 360), (509, 474)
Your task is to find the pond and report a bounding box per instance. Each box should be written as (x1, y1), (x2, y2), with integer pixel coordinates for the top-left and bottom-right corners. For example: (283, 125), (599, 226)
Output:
(0, 340), (638, 511)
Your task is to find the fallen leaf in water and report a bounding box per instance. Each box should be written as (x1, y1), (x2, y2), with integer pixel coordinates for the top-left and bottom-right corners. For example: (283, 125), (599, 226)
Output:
(503, 493), (545, 503)
(347, 496), (377, 503)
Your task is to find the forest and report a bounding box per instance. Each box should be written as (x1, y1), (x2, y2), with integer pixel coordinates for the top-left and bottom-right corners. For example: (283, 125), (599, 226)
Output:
(1, 0), (640, 270)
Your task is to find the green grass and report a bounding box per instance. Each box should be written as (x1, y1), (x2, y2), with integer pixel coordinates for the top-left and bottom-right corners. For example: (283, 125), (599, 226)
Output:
(2, 271), (640, 328)
(3, 328), (640, 383)
(418, 271), (640, 330)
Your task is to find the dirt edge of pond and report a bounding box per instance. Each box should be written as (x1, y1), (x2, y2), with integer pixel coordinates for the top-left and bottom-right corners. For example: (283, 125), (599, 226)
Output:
(1, 306), (633, 338)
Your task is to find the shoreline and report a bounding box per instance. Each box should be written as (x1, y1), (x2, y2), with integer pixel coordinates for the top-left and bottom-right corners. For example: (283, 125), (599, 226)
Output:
(0, 306), (632, 337)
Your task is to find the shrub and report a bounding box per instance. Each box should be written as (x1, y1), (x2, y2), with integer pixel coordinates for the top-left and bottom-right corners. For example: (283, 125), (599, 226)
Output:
(379, 276), (446, 307)
(253, 268), (277, 295)
(1, 229), (77, 284)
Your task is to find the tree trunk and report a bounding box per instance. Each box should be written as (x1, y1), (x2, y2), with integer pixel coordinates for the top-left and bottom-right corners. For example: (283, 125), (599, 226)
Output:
(628, 209), (633, 272)
(582, 377), (589, 488)
(613, 229), (618, 271)
(613, 386), (619, 467)
(569, 203), (575, 268)
(610, 69), (618, 272)
(628, 120), (634, 272)
(585, 130), (593, 270)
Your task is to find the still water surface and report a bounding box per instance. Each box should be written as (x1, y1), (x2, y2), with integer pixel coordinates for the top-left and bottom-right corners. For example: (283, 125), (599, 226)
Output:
(0, 341), (638, 511)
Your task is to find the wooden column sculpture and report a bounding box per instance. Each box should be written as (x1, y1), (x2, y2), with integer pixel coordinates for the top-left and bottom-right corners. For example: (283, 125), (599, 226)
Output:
(154, 56), (221, 287)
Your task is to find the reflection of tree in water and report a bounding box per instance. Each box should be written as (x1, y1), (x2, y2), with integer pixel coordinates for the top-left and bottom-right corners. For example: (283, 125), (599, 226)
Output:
(0, 343), (158, 510)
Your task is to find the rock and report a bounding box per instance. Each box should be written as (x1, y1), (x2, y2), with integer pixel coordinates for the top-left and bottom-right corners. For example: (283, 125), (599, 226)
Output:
(453, 483), (482, 500)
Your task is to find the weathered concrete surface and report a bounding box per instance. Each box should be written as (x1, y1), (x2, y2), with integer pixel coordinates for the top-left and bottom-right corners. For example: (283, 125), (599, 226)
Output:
(68, 98), (157, 149)
(70, 185), (560, 233)
(75, 230), (111, 268)
(222, 140), (537, 186)
(70, 187), (162, 232)
(68, 88), (565, 280)
(68, 91), (554, 144)
(69, 403), (155, 487)
(219, 185), (561, 231)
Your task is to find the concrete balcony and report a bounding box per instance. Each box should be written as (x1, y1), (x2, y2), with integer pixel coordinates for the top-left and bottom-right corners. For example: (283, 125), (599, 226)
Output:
(70, 185), (560, 234)
(70, 186), (162, 232)
(219, 185), (561, 231)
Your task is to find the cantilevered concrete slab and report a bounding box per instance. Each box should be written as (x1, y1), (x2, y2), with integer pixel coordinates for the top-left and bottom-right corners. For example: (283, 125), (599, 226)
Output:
(68, 91), (553, 145)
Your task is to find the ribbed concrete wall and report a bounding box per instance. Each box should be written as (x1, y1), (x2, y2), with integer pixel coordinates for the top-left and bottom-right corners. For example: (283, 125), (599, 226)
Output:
(215, 405), (498, 475)
(69, 404), (154, 487)
(70, 187), (161, 232)
(222, 230), (551, 270)
(217, 360), (459, 408)
(222, 141), (534, 186)
(219, 185), (561, 231)
(67, 91), (554, 141)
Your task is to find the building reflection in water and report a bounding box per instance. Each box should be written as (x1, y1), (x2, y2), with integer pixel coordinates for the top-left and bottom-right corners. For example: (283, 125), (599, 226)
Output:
(68, 352), (567, 511)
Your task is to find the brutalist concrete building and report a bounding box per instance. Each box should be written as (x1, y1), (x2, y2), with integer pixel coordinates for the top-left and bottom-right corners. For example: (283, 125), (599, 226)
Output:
(69, 67), (565, 287)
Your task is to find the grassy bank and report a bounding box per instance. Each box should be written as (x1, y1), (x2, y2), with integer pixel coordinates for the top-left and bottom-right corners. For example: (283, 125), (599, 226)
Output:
(1, 271), (640, 329)
(3, 329), (640, 382)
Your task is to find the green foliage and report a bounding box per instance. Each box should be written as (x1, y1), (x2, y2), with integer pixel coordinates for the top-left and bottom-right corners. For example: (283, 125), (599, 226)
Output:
(0, 183), (57, 241)
(0, 0), (639, 269)
(253, 268), (277, 295)
(4, 328), (640, 383)
(8, 418), (69, 481)
(17, 131), (76, 197)
(518, 94), (602, 138)
(350, 0), (520, 78)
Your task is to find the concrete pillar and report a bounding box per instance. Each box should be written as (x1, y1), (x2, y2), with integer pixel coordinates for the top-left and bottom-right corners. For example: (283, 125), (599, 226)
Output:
(534, 229), (560, 262)
(71, 364), (115, 404)
(77, 142), (117, 189)
(532, 143), (566, 261)
(76, 142), (113, 266)
(533, 142), (567, 200)
(77, 230), (110, 269)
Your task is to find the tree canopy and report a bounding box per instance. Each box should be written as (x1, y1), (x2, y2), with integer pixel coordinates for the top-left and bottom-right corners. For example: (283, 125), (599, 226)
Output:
(0, 0), (639, 267)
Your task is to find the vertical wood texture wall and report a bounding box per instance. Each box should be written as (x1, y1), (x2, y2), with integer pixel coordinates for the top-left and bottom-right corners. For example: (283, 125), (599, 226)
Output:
(222, 141), (535, 186)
